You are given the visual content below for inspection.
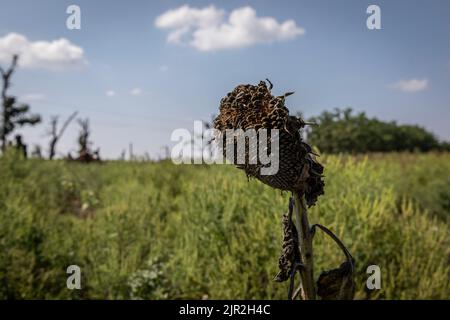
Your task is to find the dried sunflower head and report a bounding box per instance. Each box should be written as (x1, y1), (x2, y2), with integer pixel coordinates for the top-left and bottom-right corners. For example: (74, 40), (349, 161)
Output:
(214, 80), (324, 206)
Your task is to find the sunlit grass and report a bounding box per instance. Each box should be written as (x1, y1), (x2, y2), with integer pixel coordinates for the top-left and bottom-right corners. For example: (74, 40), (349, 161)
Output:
(0, 153), (449, 299)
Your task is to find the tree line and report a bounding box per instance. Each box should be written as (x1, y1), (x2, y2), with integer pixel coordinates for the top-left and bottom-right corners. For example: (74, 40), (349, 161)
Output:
(305, 108), (449, 153)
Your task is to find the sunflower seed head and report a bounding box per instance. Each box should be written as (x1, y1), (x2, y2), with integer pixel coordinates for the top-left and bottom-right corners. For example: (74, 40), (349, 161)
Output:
(214, 80), (324, 206)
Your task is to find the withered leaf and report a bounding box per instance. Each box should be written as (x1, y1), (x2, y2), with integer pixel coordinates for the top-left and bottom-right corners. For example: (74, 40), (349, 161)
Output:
(274, 213), (300, 282)
(316, 261), (355, 300)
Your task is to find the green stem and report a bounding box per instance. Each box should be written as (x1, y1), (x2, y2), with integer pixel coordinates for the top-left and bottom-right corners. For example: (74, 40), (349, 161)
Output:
(293, 192), (316, 300)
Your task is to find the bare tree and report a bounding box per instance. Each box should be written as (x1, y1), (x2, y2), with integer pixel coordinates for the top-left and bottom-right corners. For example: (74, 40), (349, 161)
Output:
(13, 134), (27, 158)
(73, 118), (100, 162)
(119, 149), (126, 161)
(0, 55), (41, 152)
(77, 118), (91, 160)
(31, 144), (42, 159)
(129, 143), (134, 161)
(48, 111), (78, 160)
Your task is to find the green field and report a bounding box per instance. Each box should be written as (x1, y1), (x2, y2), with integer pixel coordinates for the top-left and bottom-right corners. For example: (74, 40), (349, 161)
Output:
(0, 152), (449, 299)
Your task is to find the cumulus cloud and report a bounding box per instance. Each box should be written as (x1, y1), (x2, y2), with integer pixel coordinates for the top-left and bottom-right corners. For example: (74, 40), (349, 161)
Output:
(390, 78), (429, 93)
(131, 88), (142, 96)
(106, 90), (116, 97)
(155, 5), (304, 51)
(0, 32), (87, 70)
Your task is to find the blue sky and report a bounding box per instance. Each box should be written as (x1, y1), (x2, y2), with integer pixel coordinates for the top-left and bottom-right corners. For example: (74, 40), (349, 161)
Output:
(0, 0), (449, 158)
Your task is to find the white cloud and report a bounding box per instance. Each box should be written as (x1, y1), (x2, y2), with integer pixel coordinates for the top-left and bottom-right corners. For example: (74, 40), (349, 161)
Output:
(0, 32), (87, 70)
(155, 5), (304, 51)
(20, 93), (46, 102)
(106, 90), (116, 97)
(155, 5), (224, 43)
(390, 78), (429, 93)
(159, 65), (169, 72)
(131, 88), (142, 96)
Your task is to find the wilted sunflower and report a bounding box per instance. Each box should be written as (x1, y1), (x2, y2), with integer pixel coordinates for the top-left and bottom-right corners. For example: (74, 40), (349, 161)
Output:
(213, 80), (324, 206)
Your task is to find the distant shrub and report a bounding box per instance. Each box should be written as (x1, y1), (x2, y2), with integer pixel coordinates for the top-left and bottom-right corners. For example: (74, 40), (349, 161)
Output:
(306, 108), (444, 153)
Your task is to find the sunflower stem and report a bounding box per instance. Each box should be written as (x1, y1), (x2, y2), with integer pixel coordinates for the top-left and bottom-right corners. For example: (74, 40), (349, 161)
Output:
(293, 192), (316, 300)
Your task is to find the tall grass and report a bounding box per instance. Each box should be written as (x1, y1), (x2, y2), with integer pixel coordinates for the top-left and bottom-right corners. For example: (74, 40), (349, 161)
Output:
(0, 152), (448, 299)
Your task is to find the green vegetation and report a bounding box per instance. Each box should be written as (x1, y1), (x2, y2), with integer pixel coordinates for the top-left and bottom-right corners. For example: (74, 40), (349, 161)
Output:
(0, 152), (449, 299)
(307, 108), (448, 153)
